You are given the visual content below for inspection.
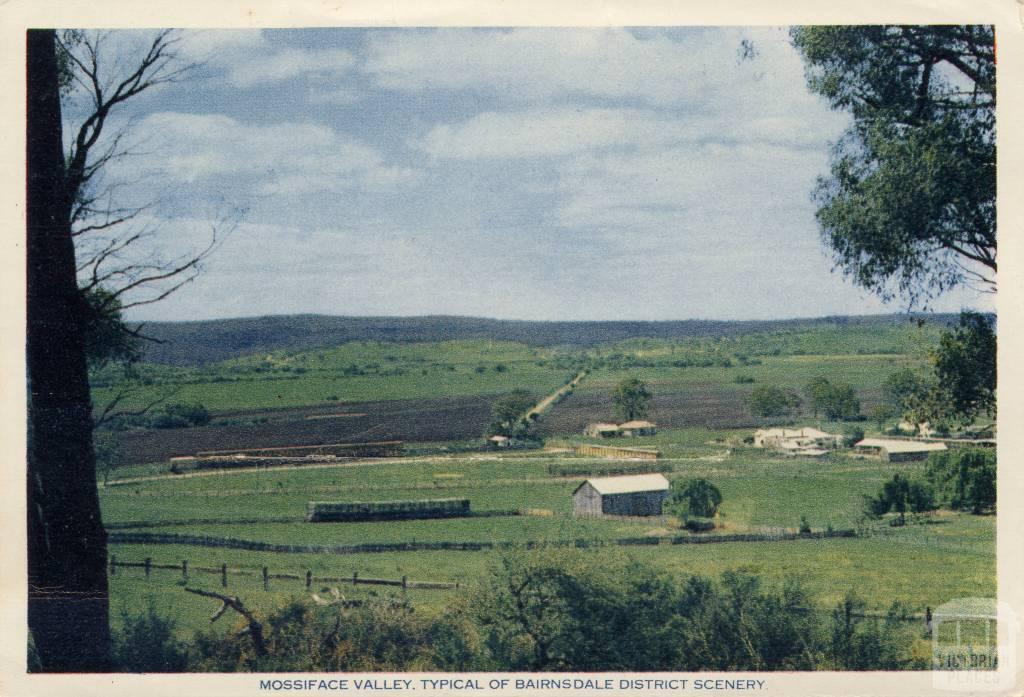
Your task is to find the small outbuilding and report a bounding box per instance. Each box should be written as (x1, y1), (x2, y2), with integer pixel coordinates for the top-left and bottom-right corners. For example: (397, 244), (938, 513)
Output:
(617, 420), (658, 437)
(585, 422), (622, 438)
(573, 473), (670, 517)
(854, 438), (948, 462)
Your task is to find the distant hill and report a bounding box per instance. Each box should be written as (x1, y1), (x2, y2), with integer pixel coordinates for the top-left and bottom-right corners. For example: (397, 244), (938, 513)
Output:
(133, 313), (961, 366)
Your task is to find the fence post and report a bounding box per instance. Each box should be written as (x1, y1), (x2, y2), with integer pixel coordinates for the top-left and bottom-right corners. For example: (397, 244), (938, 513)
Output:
(144, 557), (152, 579)
(221, 563), (228, 588)
(182, 560), (188, 580)
(305, 570), (312, 590)
(109, 554), (117, 576)
(402, 575), (407, 592)
(262, 566), (269, 591)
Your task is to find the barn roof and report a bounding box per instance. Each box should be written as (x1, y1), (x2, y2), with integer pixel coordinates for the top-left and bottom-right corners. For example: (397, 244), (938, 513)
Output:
(619, 420), (656, 429)
(855, 438), (948, 454)
(574, 473), (670, 496)
(588, 422), (620, 431)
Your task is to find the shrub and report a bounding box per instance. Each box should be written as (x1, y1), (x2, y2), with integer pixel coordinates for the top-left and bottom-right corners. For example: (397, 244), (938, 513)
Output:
(112, 604), (189, 672)
(668, 478), (722, 520)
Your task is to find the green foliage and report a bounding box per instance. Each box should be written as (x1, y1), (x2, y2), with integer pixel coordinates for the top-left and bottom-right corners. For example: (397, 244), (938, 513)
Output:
(925, 448), (996, 514)
(864, 474), (937, 524)
(611, 378), (652, 421)
(112, 603), (189, 672)
(870, 404), (896, 430)
(747, 385), (802, 418)
(827, 593), (906, 670)
(843, 426), (865, 448)
(668, 478), (723, 519)
(932, 312), (996, 420)
(487, 389), (535, 438)
(190, 595), (484, 672)
(805, 377), (860, 420)
(882, 368), (925, 411)
(466, 549), (918, 671)
(82, 287), (141, 370)
(790, 26), (995, 305)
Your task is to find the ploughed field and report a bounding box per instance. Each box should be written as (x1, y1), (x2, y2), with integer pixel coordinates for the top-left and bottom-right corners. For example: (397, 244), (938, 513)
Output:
(111, 394), (500, 465)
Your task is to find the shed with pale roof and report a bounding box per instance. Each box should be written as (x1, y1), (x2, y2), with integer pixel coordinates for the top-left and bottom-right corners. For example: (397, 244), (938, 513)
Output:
(854, 438), (948, 462)
(572, 473), (670, 517)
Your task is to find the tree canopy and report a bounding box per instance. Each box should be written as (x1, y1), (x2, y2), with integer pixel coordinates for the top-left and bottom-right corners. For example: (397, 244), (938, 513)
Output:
(790, 26), (995, 305)
(488, 389), (535, 438)
(611, 378), (653, 421)
(747, 385), (801, 418)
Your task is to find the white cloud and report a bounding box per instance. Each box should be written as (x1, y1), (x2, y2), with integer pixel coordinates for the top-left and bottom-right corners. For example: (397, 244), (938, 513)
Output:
(364, 27), (817, 110)
(178, 29), (357, 90)
(416, 107), (843, 160)
(118, 112), (417, 194)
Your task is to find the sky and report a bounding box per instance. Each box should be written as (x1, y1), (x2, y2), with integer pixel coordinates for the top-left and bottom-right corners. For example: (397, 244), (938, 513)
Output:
(64, 27), (994, 323)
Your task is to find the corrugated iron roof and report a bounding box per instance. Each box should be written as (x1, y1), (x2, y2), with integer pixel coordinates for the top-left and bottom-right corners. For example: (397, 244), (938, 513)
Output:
(618, 420), (656, 429)
(855, 438), (948, 453)
(578, 473), (670, 496)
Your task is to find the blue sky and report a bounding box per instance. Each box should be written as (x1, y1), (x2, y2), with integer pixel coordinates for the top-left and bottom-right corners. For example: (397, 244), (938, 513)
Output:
(66, 27), (994, 322)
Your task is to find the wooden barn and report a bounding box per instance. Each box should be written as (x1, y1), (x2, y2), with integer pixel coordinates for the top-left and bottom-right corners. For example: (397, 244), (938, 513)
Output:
(573, 474), (670, 517)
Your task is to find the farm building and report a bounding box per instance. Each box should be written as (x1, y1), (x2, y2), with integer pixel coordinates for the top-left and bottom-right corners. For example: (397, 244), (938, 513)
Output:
(753, 427), (841, 450)
(618, 420), (657, 436)
(573, 473), (670, 517)
(854, 438), (948, 462)
(585, 422), (621, 438)
(487, 435), (511, 448)
(584, 421), (658, 437)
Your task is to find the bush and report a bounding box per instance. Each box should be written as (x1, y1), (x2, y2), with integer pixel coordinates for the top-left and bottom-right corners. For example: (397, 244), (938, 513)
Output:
(112, 604), (189, 672)
(684, 517), (716, 532)
(734, 375), (755, 384)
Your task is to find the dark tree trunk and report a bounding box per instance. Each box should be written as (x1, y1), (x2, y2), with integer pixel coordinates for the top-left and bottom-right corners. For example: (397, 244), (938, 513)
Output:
(26, 29), (112, 672)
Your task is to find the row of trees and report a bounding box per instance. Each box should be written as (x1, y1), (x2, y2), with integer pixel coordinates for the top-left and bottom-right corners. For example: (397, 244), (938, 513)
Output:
(865, 448), (996, 525)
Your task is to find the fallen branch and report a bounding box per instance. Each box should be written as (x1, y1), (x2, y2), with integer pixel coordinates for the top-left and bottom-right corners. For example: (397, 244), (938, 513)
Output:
(184, 587), (266, 655)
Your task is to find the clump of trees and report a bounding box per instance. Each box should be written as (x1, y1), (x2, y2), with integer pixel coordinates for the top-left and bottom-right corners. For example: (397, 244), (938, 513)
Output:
(864, 474), (937, 526)
(611, 378), (652, 421)
(864, 448), (995, 524)
(747, 385), (802, 418)
(925, 448), (996, 514)
(805, 377), (861, 420)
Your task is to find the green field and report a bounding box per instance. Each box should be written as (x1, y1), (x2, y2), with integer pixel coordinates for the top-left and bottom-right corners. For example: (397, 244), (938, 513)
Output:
(102, 429), (995, 639)
(91, 339), (578, 412)
(95, 323), (995, 650)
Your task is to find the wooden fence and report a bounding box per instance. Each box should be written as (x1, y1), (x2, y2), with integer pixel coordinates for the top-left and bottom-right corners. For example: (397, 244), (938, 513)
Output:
(107, 555), (458, 591)
(573, 444), (661, 460)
